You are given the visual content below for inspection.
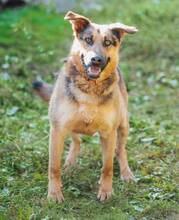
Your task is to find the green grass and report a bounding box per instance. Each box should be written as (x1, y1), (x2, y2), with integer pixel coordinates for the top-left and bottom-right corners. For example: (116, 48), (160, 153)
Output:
(0, 1), (179, 219)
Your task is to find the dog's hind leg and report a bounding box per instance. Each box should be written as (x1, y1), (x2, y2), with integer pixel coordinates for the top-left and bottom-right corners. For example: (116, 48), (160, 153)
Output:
(116, 124), (134, 182)
(64, 133), (80, 170)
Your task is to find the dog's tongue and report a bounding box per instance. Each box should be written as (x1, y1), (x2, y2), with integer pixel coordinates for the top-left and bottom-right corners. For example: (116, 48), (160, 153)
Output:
(88, 66), (101, 78)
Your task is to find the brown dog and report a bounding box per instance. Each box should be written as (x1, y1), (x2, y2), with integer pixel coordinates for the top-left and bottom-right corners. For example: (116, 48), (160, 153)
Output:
(37, 11), (138, 202)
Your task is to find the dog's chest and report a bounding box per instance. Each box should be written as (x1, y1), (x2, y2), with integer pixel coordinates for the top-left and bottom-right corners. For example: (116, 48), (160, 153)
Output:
(72, 104), (116, 135)
(79, 105), (97, 123)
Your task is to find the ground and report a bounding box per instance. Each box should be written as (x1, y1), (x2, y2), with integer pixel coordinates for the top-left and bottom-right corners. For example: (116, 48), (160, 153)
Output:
(0, 1), (179, 219)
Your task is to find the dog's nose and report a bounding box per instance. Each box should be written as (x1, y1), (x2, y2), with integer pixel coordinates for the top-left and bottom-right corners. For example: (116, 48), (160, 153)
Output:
(91, 56), (103, 65)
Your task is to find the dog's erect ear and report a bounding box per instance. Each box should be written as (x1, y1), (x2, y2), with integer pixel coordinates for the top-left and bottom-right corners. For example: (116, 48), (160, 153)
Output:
(64, 11), (90, 33)
(109, 23), (138, 40)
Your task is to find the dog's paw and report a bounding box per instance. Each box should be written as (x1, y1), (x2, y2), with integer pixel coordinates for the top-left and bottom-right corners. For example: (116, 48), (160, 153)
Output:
(97, 188), (112, 202)
(48, 181), (64, 203)
(120, 166), (135, 182)
(97, 180), (112, 202)
(48, 189), (64, 203)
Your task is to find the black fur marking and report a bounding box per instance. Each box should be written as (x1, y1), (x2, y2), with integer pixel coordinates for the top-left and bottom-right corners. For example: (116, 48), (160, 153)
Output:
(32, 80), (43, 90)
(112, 29), (121, 41)
(64, 76), (77, 102)
(100, 57), (110, 72)
(112, 36), (117, 46)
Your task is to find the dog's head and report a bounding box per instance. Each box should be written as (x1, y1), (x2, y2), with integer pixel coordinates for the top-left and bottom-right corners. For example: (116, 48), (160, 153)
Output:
(65, 11), (138, 80)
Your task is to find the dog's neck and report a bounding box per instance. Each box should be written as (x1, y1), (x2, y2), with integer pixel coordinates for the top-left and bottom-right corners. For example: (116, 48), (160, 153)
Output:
(64, 55), (119, 104)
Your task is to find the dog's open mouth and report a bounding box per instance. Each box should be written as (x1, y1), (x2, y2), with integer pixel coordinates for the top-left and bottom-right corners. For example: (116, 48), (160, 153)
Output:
(87, 65), (101, 79)
(81, 54), (110, 80)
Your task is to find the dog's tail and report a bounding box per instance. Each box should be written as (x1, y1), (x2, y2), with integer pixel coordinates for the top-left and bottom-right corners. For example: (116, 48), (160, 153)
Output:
(32, 80), (53, 103)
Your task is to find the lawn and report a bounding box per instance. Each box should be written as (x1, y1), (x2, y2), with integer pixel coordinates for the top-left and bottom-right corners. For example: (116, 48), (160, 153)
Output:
(0, 1), (178, 219)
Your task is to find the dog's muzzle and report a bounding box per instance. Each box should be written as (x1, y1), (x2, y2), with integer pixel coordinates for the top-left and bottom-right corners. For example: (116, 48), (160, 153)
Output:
(81, 54), (110, 80)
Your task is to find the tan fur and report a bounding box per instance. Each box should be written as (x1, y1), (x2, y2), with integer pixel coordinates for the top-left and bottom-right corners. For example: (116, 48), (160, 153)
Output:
(47, 11), (138, 202)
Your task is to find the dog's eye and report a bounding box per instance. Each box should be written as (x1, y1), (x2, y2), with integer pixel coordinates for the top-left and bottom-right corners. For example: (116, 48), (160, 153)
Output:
(103, 39), (112, 47)
(85, 37), (93, 45)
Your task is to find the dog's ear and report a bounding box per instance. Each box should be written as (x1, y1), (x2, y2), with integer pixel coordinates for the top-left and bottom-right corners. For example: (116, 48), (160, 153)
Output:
(64, 11), (90, 33)
(109, 23), (138, 40)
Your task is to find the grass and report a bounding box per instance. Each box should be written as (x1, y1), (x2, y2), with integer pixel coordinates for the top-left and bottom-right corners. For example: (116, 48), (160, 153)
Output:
(0, 1), (179, 219)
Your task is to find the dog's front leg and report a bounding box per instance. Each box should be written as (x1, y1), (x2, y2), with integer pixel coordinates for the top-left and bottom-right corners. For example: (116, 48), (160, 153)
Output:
(48, 124), (65, 202)
(98, 130), (117, 202)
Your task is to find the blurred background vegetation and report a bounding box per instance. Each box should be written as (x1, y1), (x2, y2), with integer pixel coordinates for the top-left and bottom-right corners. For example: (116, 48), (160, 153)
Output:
(0, 0), (178, 219)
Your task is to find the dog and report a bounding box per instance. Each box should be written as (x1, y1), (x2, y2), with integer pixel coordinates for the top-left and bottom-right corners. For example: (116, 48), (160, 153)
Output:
(33, 11), (138, 202)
